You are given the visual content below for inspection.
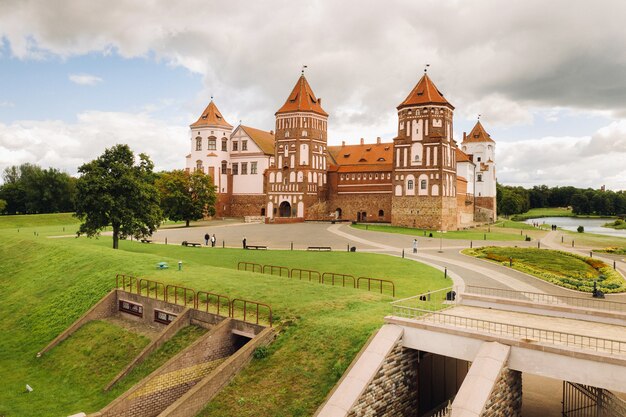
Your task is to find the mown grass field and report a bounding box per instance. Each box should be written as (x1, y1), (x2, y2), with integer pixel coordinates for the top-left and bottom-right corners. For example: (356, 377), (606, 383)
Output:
(351, 221), (547, 241)
(0, 214), (449, 417)
(464, 246), (626, 293)
(510, 207), (573, 220)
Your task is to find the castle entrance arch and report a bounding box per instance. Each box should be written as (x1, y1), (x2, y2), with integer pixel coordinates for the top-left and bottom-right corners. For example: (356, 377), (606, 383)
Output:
(279, 201), (292, 217)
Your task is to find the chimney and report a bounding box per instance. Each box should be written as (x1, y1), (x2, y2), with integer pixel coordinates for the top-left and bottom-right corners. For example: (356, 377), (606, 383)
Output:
(360, 138), (364, 145)
(342, 141), (345, 147)
(270, 130), (274, 135)
(463, 132), (467, 141)
(318, 98), (322, 105)
(376, 136), (381, 144)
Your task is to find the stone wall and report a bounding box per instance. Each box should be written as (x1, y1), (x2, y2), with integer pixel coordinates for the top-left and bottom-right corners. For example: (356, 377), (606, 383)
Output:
(475, 196), (496, 222)
(391, 196), (457, 230)
(346, 337), (419, 417)
(327, 193), (392, 222)
(95, 319), (240, 417)
(481, 367), (522, 417)
(229, 194), (265, 217)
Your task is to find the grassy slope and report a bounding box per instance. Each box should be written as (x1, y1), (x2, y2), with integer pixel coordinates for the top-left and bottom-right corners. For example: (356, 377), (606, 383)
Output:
(351, 222), (546, 241)
(0, 212), (79, 228)
(510, 207), (573, 220)
(0, 220), (448, 416)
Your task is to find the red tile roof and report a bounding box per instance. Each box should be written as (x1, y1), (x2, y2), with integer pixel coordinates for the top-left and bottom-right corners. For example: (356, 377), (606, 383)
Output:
(463, 121), (494, 143)
(398, 74), (454, 110)
(455, 148), (473, 163)
(190, 100), (233, 129)
(240, 125), (275, 155)
(276, 75), (328, 116)
(328, 142), (393, 171)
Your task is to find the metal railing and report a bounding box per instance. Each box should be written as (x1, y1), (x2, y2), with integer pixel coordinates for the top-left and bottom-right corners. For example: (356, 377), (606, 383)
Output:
(563, 382), (626, 417)
(391, 305), (626, 355)
(464, 285), (626, 313)
(391, 287), (457, 313)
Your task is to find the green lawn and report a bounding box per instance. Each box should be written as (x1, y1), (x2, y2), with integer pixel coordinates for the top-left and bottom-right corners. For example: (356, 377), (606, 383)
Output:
(464, 246), (626, 293)
(0, 216), (448, 417)
(0, 212), (79, 229)
(558, 229), (626, 249)
(510, 207), (573, 220)
(351, 223), (546, 242)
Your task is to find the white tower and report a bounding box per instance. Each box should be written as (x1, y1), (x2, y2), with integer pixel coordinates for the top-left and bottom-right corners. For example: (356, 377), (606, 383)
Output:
(461, 120), (497, 220)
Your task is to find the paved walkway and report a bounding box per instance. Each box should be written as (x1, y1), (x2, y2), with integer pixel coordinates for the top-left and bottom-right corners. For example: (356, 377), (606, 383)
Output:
(147, 220), (626, 302)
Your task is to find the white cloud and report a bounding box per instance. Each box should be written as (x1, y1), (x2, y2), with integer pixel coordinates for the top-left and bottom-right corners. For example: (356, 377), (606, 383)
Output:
(497, 120), (626, 190)
(0, 100), (15, 107)
(68, 73), (102, 85)
(0, 111), (187, 178)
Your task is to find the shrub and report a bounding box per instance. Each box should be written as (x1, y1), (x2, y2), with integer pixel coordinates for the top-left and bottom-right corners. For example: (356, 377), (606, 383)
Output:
(253, 345), (269, 360)
(577, 225), (584, 233)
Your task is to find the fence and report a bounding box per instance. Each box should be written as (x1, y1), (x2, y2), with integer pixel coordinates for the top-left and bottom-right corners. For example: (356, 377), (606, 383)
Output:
(236, 262), (395, 297)
(563, 381), (626, 416)
(391, 304), (626, 355)
(391, 287), (456, 313)
(464, 285), (626, 313)
(115, 275), (272, 327)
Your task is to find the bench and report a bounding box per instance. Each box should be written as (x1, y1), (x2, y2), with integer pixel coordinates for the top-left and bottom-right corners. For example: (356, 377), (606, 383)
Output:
(307, 246), (332, 251)
(141, 239), (152, 243)
(182, 241), (202, 247)
(245, 245), (267, 250)
(157, 262), (169, 269)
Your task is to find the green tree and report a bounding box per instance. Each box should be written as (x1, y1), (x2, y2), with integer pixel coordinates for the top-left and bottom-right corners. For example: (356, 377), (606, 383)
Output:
(75, 144), (162, 249)
(570, 193), (590, 215)
(156, 169), (216, 227)
(0, 199), (6, 213)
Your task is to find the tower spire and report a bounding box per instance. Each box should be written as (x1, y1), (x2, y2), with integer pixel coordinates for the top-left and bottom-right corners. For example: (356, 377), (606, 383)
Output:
(301, 65), (308, 75)
(424, 63), (430, 73)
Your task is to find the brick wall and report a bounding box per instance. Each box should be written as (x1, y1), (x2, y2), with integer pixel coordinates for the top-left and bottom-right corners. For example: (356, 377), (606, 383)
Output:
(346, 338), (419, 417)
(327, 193), (392, 222)
(481, 367), (522, 417)
(391, 196), (457, 230)
(229, 194), (265, 217)
(96, 319), (239, 417)
(475, 196), (496, 222)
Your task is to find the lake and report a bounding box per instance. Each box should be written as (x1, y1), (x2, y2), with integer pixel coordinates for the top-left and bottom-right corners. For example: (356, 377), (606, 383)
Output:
(525, 217), (626, 238)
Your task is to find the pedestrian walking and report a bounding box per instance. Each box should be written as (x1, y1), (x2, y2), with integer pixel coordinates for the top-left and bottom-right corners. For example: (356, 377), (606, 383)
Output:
(211, 234), (216, 247)
(243, 236), (247, 249)
(412, 238), (418, 254)
(204, 233), (210, 246)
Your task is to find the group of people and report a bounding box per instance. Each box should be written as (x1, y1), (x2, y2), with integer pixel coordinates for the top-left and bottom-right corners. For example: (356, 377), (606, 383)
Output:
(203, 233), (217, 247)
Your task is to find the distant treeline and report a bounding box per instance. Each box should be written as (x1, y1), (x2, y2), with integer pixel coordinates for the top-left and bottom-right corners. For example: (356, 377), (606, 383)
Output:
(0, 164), (77, 214)
(497, 184), (626, 216)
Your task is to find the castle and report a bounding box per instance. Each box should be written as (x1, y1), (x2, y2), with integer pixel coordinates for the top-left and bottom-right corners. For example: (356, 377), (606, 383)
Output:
(185, 72), (496, 230)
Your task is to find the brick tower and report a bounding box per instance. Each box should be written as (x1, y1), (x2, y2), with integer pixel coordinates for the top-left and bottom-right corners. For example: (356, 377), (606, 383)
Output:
(264, 73), (329, 220)
(391, 72), (458, 230)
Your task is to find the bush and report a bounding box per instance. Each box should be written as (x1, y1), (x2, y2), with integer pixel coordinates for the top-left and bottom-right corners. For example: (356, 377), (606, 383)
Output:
(577, 225), (584, 233)
(253, 345), (269, 359)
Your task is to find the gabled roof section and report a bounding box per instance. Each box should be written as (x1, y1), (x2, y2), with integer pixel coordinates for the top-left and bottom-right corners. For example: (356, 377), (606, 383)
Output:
(463, 121), (495, 143)
(190, 100), (233, 129)
(240, 125), (275, 155)
(398, 73), (454, 110)
(327, 142), (393, 170)
(276, 75), (328, 117)
(455, 148), (473, 163)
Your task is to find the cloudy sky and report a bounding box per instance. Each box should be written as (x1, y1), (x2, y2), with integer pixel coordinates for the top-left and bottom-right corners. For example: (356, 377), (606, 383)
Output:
(1, 0), (625, 190)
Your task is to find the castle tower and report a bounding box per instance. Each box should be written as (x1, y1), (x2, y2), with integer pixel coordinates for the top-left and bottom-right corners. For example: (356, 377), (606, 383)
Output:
(461, 120), (497, 221)
(391, 73), (458, 230)
(264, 74), (329, 220)
(185, 99), (233, 215)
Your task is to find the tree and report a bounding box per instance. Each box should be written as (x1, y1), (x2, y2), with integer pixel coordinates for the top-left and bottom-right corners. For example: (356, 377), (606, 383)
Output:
(75, 144), (162, 249)
(0, 199), (6, 213)
(156, 169), (216, 227)
(570, 193), (590, 215)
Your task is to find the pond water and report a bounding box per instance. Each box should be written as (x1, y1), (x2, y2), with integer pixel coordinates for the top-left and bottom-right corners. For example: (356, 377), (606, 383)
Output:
(525, 217), (626, 238)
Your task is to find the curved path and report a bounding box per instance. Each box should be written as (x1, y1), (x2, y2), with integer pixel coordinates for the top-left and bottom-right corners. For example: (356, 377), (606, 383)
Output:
(149, 220), (626, 302)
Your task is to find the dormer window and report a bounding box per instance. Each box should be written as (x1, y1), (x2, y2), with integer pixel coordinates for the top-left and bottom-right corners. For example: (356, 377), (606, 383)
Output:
(359, 158), (367, 162)
(366, 148), (371, 151)
(377, 157), (385, 162)
(344, 153), (350, 158)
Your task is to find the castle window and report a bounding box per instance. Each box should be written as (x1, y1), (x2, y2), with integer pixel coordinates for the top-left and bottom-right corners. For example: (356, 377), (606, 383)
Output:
(196, 160), (203, 172)
(357, 174), (361, 180)
(351, 174), (355, 180)
(477, 157), (481, 162)
(221, 160), (227, 173)
(341, 174), (345, 180)
(285, 131), (290, 138)
(420, 179), (427, 190)
(375, 173), (378, 180)
(477, 173), (483, 182)
(233, 141), (238, 151)
(222, 138), (228, 151)
(302, 130), (307, 137)
(378, 210), (384, 217)
(242, 140), (248, 151)
(407, 180), (414, 190)
(251, 162), (258, 174)
(387, 173), (391, 179)
(232, 163), (238, 175)
(195, 137), (202, 151)
(208, 137), (216, 150)
(241, 162), (248, 175)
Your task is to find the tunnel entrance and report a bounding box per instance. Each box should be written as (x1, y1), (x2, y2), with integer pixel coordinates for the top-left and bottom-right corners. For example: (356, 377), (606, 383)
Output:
(417, 351), (470, 416)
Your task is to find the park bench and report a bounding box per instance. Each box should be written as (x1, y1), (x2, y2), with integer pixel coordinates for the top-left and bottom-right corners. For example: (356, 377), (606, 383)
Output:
(157, 262), (169, 269)
(181, 241), (202, 247)
(307, 246), (332, 251)
(245, 245), (267, 250)
(140, 239), (152, 243)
